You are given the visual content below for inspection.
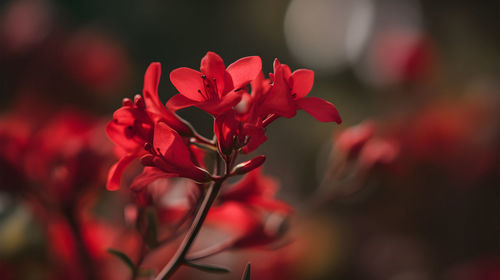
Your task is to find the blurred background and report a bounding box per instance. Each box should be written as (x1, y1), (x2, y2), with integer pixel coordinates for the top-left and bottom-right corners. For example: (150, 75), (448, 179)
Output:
(0, 0), (499, 279)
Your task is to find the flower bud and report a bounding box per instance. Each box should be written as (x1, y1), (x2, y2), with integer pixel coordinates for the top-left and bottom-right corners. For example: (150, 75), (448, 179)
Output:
(232, 155), (266, 175)
(140, 154), (155, 166)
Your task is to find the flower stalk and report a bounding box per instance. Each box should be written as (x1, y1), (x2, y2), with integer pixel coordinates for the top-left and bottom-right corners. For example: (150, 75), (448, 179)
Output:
(154, 177), (225, 280)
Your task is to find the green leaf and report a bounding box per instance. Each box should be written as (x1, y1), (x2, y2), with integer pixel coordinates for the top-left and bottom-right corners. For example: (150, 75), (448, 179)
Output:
(241, 262), (251, 280)
(145, 209), (158, 249)
(107, 248), (136, 273)
(184, 261), (231, 274)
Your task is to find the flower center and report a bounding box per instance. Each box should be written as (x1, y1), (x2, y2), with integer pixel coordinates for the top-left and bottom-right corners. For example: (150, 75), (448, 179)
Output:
(197, 75), (219, 101)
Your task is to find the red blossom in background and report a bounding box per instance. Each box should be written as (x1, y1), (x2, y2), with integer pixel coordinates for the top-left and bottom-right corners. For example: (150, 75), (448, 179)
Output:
(204, 169), (292, 250)
(63, 30), (131, 93)
(335, 120), (376, 158)
(219, 168), (292, 214)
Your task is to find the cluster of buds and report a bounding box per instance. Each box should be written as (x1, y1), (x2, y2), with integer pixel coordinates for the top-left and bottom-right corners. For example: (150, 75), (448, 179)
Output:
(106, 51), (341, 279)
(313, 120), (399, 203)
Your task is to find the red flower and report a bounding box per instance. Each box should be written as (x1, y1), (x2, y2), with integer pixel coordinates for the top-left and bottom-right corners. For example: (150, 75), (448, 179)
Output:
(23, 110), (110, 205)
(335, 120), (376, 158)
(140, 122), (210, 183)
(219, 168), (292, 214)
(129, 172), (201, 224)
(167, 52), (262, 116)
(206, 202), (289, 249)
(106, 63), (192, 190)
(205, 168), (293, 249)
(213, 110), (240, 155)
(64, 29), (131, 93)
(210, 59), (341, 155)
(359, 138), (400, 169)
(257, 59), (342, 123)
(141, 63), (194, 136)
(213, 109), (267, 155)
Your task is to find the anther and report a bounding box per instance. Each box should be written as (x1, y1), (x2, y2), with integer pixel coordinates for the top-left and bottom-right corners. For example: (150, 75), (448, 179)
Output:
(201, 75), (207, 79)
(144, 142), (152, 152)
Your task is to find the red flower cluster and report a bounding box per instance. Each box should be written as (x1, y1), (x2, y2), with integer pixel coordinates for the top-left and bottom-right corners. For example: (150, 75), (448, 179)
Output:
(0, 104), (123, 279)
(105, 51), (341, 278)
(107, 51), (341, 191)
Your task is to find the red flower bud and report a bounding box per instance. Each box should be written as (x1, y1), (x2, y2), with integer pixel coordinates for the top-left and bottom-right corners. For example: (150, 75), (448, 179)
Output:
(232, 155), (266, 175)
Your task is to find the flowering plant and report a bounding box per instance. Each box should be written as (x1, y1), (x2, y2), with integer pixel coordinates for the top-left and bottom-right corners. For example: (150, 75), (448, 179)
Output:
(106, 51), (341, 279)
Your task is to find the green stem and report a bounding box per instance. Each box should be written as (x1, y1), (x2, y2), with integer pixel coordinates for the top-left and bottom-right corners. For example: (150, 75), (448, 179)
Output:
(64, 209), (97, 280)
(154, 179), (224, 280)
(185, 240), (234, 261)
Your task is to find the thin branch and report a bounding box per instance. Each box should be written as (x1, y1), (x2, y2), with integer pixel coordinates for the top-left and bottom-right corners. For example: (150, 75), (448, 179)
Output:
(153, 179), (225, 279)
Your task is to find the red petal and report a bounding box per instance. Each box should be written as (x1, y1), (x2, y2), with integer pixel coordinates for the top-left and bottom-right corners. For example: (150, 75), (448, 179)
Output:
(359, 139), (399, 169)
(130, 167), (173, 192)
(170, 67), (205, 102)
(290, 69), (314, 99)
(143, 62), (162, 110)
(226, 56), (262, 90)
(335, 121), (376, 157)
(272, 58), (281, 74)
(200, 52), (230, 94)
(281, 64), (292, 80)
(142, 63), (193, 136)
(241, 124), (267, 154)
(198, 90), (242, 116)
(214, 110), (239, 155)
(207, 202), (260, 238)
(106, 154), (136, 191)
(113, 106), (150, 125)
(295, 97), (342, 123)
(106, 120), (142, 152)
(259, 61), (296, 118)
(153, 122), (209, 182)
(250, 71), (270, 101)
(153, 122), (186, 159)
(221, 168), (275, 202)
(166, 94), (200, 112)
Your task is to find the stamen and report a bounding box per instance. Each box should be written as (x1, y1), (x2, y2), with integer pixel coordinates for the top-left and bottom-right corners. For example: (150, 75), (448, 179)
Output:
(212, 78), (219, 97)
(198, 89), (208, 99)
